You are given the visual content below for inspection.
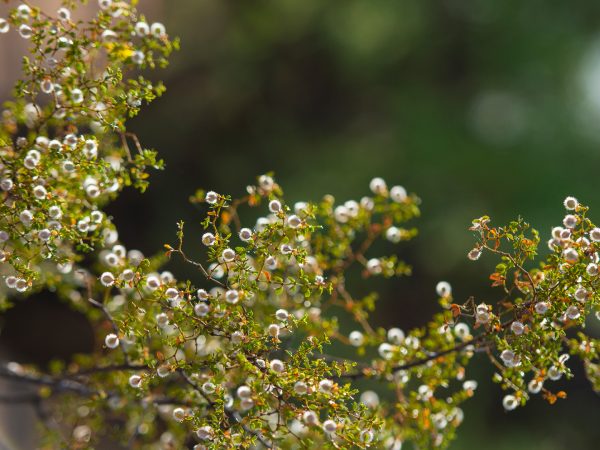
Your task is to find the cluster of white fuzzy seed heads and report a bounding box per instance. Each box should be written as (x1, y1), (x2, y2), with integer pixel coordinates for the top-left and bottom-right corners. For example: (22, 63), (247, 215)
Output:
(1, 1), (598, 448)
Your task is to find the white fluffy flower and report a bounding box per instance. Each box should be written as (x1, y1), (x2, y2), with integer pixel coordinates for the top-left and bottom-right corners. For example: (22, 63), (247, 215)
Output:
(100, 272), (115, 287)
(369, 177), (387, 195)
(239, 228), (253, 242)
(436, 281), (452, 297)
(390, 185), (407, 202)
(563, 196), (578, 210)
(269, 359), (285, 373)
(205, 191), (218, 204)
(104, 333), (119, 349)
(202, 232), (216, 246)
(348, 330), (364, 346)
(322, 419), (337, 433)
(268, 199), (282, 213)
(128, 374), (142, 388)
(221, 248), (235, 262)
(502, 394), (518, 411)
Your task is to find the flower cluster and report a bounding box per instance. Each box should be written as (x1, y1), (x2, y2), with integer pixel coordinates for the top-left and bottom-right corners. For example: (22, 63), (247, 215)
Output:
(0, 2), (599, 450)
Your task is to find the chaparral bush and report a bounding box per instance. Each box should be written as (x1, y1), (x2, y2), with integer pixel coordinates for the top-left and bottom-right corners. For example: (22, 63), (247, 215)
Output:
(0, 1), (599, 449)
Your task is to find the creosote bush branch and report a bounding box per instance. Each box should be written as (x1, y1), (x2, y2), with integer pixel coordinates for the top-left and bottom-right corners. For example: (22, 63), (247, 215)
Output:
(0, 1), (599, 449)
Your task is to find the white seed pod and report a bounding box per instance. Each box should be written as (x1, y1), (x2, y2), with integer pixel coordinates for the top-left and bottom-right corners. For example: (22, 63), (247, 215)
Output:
(268, 199), (282, 213)
(98, 0), (113, 10)
(19, 24), (33, 39)
(360, 390), (379, 408)
(19, 209), (33, 226)
(360, 196), (374, 211)
(132, 51), (145, 65)
(344, 200), (359, 217)
(225, 289), (239, 304)
(366, 258), (382, 275)
(5, 276), (17, 289)
(239, 228), (253, 242)
(563, 214), (578, 229)
(390, 185), (407, 202)
(510, 321), (525, 335)
(48, 205), (62, 219)
(157, 365), (170, 378)
(322, 419), (337, 434)
(268, 323), (280, 338)
(104, 253), (119, 267)
(201, 382), (216, 394)
(0, 178), (13, 191)
(70, 88), (84, 104)
(590, 227), (600, 242)
(574, 286), (588, 302)
(194, 302), (210, 317)
(360, 429), (374, 443)
(135, 21), (150, 36)
(165, 287), (179, 300)
(528, 379), (543, 394)
(454, 323), (470, 340)
(463, 380), (478, 391)
(436, 281), (452, 297)
(468, 248), (482, 261)
(104, 333), (119, 349)
(150, 22), (166, 37)
(287, 214), (302, 228)
(387, 327), (405, 344)
(38, 229), (51, 241)
(500, 349), (516, 366)
(566, 305), (580, 320)
(302, 410), (318, 425)
(155, 313), (169, 328)
(264, 255), (277, 270)
(196, 426), (213, 441)
(236, 385), (252, 399)
(548, 366), (563, 380)
(0, 19), (9, 34)
(240, 398), (254, 410)
(378, 342), (394, 360)
(100, 272), (115, 287)
(551, 227), (563, 240)
(15, 278), (28, 293)
(221, 248), (235, 262)
(348, 330), (364, 347)
(205, 191), (218, 204)
(230, 330), (244, 344)
(269, 359), (285, 373)
(502, 394), (518, 411)
(386, 226), (402, 243)
(275, 309), (288, 321)
(57, 7), (71, 21)
(534, 301), (549, 314)
(293, 381), (308, 395)
(334, 205), (349, 223)
(369, 177), (387, 195)
(146, 275), (161, 290)
(172, 407), (185, 422)
(563, 196), (578, 210)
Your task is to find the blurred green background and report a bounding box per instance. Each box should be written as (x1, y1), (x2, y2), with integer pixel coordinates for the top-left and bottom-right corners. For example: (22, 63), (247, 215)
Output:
(4, 0), (600, 448)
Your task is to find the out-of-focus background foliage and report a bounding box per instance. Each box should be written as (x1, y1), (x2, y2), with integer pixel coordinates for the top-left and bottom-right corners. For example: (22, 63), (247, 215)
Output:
(2, 0), (600, 448)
